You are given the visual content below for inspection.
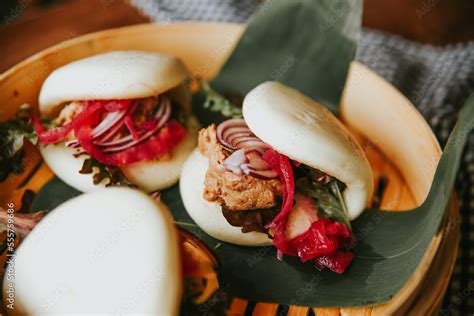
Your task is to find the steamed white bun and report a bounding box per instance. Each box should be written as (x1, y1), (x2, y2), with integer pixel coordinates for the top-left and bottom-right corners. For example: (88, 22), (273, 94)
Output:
(3, 188), (181, 315)
(243, 81), (374, 220)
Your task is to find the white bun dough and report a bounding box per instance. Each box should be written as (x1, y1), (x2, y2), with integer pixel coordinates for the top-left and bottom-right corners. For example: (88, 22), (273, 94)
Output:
(122, 116), (199, 191)
(39, 51), (189, 117)
(3, 188), (181, 315)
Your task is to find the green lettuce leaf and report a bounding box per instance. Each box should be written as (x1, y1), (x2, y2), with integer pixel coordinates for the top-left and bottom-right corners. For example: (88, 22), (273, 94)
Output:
(0, 105), (54, 181)
(79, 157), (136, 188)
(296, 177), (352, 230)
(192, 81), (243, 126)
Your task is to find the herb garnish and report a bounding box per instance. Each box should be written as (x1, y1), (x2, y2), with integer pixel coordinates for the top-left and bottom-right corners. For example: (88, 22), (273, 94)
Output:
(79, 157), (136, 187)
(296, 167), (352, 230)
(0, 105), (55, 181)
(192, 81), (243, 126)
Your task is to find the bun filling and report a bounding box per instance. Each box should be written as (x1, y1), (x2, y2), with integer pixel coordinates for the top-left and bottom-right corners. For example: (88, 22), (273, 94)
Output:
(32, 93), (189, 187)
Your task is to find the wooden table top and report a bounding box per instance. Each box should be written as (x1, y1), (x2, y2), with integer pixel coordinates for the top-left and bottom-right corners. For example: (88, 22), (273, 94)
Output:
(0, 0), (473, 73)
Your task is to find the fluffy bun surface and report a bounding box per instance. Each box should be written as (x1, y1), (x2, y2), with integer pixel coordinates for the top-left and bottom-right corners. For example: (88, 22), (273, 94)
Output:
(39, 51), (189, 116)
(4, 188), (181, 315)
(243, 81), (373, 220)
(180, 149), (272, 246)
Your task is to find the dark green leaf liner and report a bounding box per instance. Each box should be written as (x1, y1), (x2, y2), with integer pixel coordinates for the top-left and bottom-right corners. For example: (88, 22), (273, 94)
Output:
(30, 96), (474, 306)
(29, 0), (474, 308)
(212, 0), (362, 112)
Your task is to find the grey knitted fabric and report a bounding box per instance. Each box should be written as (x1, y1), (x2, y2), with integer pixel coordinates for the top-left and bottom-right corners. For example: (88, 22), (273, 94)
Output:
(132, 0), (474, 314)
(131, 0), (256, 23)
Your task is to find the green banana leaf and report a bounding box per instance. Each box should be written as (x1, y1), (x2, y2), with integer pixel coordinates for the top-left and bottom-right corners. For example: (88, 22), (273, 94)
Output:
(212, 0), (362, 112)
(30, 96), (474, 306)
(29, 0), (474, 308)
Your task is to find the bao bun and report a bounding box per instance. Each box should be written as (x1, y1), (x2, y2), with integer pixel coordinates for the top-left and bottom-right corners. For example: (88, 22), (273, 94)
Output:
(180, 81), (374, 245)
(37, 51), (197, 192)
(244, 81), (374, 220)
(3, 188), (181, 315)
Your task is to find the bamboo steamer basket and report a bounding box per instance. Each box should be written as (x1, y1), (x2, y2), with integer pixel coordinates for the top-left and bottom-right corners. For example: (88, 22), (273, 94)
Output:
(0, 23), (459, 315)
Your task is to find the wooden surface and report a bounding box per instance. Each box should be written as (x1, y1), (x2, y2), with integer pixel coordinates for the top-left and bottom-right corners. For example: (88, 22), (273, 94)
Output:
(0, 0), (474, 73)
(0, 0), (149, 72)
(363, 0), (474, 45)
(0, 22), (459, 315)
